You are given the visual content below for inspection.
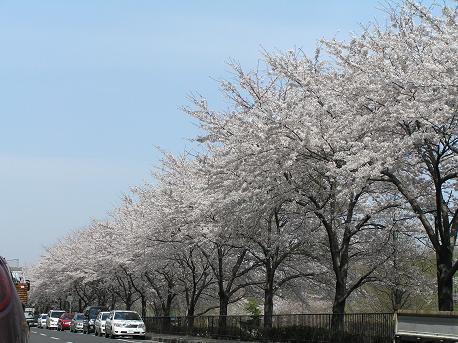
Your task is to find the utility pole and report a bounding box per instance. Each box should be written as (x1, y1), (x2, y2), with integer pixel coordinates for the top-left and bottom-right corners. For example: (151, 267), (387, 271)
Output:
(67, 295), (73, 313)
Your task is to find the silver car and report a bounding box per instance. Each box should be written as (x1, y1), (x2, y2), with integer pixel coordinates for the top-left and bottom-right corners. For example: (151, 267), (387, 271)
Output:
(69, 313), (85, 332)
(37, 314), (48, 328)
(94, 311), (110, 336)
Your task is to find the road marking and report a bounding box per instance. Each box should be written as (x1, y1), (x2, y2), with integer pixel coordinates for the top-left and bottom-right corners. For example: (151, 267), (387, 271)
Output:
(40, 333), (47, 336)
(31, 331), (37, 333)
(50, 337), (60, 340)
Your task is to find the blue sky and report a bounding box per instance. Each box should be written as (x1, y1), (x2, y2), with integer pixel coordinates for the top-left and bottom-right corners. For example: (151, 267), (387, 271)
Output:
(0, 1), (397, 264)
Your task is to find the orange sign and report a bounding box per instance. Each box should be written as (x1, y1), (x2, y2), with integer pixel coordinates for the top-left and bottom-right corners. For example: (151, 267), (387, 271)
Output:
(15, 283), (28, 304)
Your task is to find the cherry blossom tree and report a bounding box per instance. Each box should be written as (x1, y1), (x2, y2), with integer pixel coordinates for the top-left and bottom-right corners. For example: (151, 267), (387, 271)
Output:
(30, 0), (458, 323)
(312, 1), (458, 310)
(187, 57), (395, 329)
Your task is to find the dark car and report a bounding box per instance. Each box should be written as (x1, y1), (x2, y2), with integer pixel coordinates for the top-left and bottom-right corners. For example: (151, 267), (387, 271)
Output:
(33, 314), (39, 327)
(82, 305), (107, 334)
(0, 256), (29, 343)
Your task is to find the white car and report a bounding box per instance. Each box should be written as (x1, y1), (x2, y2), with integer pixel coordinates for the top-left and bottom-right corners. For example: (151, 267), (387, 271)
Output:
(46, 310), (65, 330)
(94, 311), (110, 336)
(37, 314), (48, 328)
(105, 310), (146, 339)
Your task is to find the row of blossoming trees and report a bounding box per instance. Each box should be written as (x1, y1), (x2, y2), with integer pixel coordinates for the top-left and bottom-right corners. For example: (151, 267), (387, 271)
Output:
(30, 1), (458, 329)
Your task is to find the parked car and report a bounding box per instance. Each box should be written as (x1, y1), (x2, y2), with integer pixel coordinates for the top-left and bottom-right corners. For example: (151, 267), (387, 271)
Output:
(33, 314), (40, 327)
(0, 256), (29, 343)
(105, 310), (145, 339)
(24, 309), (35, 327)
(57, 312), (74, 331)
(37, 314), (48, 328)
(46, 310), (65, 330)
(94, 311), (110, 336)
(82, 305), (107, 334)
(70, 313), (85, 332)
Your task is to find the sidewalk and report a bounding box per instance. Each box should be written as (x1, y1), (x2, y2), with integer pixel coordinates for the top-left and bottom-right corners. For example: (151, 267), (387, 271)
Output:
(146, 332), (259, 343)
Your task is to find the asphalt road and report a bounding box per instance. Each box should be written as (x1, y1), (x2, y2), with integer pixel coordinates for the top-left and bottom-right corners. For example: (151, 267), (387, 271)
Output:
(29, 328), (150, 343)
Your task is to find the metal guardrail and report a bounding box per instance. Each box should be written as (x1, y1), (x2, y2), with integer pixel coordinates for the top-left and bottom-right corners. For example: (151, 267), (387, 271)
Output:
(144, 313), (394, 343)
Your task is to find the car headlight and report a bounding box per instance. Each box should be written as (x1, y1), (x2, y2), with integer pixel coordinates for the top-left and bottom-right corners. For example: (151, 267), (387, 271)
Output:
(139, 323), (145, 329)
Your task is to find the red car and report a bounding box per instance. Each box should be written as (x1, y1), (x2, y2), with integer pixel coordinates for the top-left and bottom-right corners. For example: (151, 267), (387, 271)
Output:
(57, 313), (74, 331)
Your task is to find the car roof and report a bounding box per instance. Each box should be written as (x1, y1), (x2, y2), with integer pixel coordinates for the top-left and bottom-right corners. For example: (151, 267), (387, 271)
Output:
(114, 310), (137, 313)
(114, 310), (137, 312)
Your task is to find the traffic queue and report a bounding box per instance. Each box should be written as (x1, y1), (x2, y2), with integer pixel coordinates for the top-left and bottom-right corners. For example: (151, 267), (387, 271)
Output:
(0, 256), (146, 341)
(36, 306), (146, 339)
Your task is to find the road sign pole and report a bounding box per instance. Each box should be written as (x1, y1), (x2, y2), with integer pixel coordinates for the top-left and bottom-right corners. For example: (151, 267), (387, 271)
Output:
(66, 295), (73, 313)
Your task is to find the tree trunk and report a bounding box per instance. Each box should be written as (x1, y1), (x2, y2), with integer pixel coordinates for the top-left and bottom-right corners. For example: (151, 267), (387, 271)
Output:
(331, 282), (346, 333)
(164, 277), (175, 317)
(331, 254), (348, 331)
(159, 293), (174, 332)
(217, 246), (228, 330)
(219, 293), (229, 316)
(264, 290), (273, 324)
(264, 269), (274, 332)
(437, 248), (454, 311)
(163, 294), (173, 317)
(218, 292), (229, 333)
(141, 295), (147, 318)
(382, 169), (458, 312)
(110, 293), (116, 311)
(97, 293), (106, 307)
(125, 293), (132, 310)
(187, 306), (195, 331)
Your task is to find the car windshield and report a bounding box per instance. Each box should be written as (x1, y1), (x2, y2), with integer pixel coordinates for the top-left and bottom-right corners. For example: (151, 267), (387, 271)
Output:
(101, 313), (109, 320)
(114, 312), (141, 321)
(74, 314), (85, 320)
(62, 313), (73, 319)
(41, 315), (48, 319)
(51, 311), (65, 318)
